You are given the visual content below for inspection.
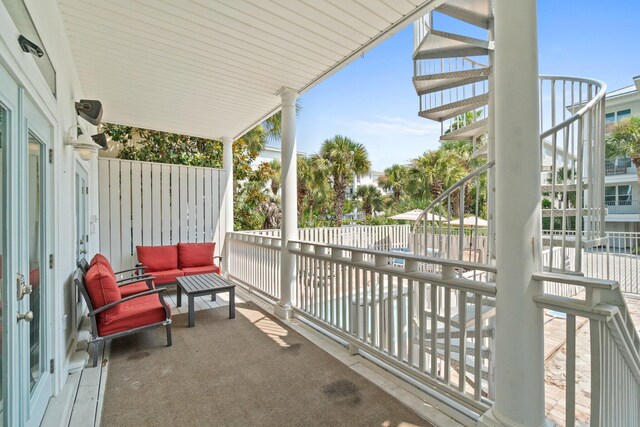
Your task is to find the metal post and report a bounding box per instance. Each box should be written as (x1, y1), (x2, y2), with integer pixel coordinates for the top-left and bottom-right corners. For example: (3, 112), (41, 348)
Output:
(275, 87), (299, 319)
(480, 0), (546, 425)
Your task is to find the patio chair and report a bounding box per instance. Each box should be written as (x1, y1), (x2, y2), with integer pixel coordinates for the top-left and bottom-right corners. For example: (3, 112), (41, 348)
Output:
(74, 265), (172, 367)
(90, 254), (154, 297)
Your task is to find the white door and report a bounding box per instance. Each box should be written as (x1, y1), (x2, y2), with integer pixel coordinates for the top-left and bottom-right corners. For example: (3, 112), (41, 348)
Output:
(0, 63), (52, 427)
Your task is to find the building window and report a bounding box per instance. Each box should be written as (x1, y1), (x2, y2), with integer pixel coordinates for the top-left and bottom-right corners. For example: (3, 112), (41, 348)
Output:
(617, 109), (631, 121)
(607, 109), (632, 124)
(605, 185), (632, 206)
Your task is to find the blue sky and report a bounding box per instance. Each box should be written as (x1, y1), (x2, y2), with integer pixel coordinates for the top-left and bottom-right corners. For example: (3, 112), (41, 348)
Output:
(294, 0), (640, 171)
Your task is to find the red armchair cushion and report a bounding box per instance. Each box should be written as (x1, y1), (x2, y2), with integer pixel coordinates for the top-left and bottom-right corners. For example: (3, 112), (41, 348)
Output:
(90, 253), (115, 277)
(178, 242), (216, 268)
(182, 265), (221, 276)
(151, 269), (184, 285)
(119, 281), (152, 298)
(97, 294), (169, 336)
(137, 245), (179, 271)
(85, 263), (122, 324)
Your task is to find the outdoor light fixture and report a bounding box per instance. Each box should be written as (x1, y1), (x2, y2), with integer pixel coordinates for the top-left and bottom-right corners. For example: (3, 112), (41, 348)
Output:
(74, 99), (103, 126)
(66, 127), (103, 161)
(18, 35), (43, 57)
(91, 133), (108, 150)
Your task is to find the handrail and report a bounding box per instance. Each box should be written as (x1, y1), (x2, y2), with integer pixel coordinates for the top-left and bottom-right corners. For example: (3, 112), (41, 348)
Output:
(288, 239), (498, 274)
(539, 75), (607, 139)
(412, 160), (495, 230)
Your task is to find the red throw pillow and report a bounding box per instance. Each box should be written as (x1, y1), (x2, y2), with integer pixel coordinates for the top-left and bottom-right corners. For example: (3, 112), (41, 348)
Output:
(178, 242), (215, 268)
(136, 245), (179, 271)
(90, 253), (115, 277)
(85, 262), (121, 324)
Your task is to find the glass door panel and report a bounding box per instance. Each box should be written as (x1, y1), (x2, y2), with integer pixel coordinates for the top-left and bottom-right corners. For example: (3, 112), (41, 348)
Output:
(27, 134), (44, 392)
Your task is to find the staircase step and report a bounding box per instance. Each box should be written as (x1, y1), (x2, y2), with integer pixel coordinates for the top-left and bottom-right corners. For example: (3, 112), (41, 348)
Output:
(426, 338), (492, 359)
(451, 303), (495, 329)
(414, 30), (491, 61)
(420, 93), (489, 121)
(413, 68), (490, 95)
(440, 117), (488, 141)
(541, 208), (590, 217)
(434, 325), (495, 340)
(436, 0), (493, 29)
(472, 143), (487, 159)
(540, 183), (587, 193)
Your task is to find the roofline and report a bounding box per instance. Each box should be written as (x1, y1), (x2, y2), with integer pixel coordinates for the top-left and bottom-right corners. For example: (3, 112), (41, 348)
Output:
(233, 0), (445, 141)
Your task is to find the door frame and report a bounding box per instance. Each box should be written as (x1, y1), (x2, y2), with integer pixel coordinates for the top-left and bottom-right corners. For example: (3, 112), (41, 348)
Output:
(21, 95), (53, 426)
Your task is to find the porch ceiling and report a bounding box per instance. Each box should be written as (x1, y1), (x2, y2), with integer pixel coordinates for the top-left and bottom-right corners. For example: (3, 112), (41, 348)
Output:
(57, 0), (436, 140)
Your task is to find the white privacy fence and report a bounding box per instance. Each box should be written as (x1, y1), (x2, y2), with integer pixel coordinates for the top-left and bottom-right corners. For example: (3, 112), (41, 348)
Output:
(98, 158), (228, 272)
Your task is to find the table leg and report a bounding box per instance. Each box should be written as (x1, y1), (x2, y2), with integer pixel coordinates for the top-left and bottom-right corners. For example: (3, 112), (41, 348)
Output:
(229, 288), (235, 319)
(177, 285), (182, 308)
(188, 296), (195, 327)
(211, 292), (216, 302)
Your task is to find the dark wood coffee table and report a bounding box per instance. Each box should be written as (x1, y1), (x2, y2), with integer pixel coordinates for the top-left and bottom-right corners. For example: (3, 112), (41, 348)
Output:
(176, 273), (235, 327)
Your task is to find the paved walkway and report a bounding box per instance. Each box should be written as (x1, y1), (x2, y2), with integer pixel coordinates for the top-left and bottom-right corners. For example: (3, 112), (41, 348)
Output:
(543, 293), (640, 425)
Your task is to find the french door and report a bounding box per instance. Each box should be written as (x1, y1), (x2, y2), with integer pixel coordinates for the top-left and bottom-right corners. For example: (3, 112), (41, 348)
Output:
(1, 63), (52, 427)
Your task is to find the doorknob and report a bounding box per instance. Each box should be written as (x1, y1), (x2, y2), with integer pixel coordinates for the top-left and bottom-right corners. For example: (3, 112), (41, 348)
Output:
(16, 273), (32, 300)
(17, 311), (34, 322)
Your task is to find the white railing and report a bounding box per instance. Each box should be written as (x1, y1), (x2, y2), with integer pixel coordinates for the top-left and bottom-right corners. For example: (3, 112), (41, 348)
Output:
(540, 76), (608, 273)
(226, 228), (640, 423)
(413, 161), (493, 265)
(534, 272), (640, 426)
(226, 232), (281, 301)
(242, 224), (411, 251)
(290, 240), (497, 417)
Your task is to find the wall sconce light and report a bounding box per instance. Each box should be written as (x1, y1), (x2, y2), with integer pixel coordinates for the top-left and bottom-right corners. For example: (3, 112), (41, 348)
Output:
(66, 127), (103, 161)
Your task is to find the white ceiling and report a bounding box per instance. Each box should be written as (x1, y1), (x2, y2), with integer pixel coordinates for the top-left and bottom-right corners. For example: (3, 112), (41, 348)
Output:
(57, 0), (436, 140)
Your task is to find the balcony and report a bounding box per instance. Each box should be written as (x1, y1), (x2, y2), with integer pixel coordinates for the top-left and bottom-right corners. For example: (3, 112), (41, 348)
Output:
(605, 158), (634, 176)
(606, 200), (640, 215)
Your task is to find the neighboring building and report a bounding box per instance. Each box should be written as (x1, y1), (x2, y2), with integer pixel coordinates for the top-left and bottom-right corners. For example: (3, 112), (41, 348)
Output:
(252, 145), (306, 169)
(345, 170), (386, 221)
(604, 75), (640, 232)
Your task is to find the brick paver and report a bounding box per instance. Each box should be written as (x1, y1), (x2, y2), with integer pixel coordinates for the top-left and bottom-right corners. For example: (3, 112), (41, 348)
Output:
(543, 293), (640, 425)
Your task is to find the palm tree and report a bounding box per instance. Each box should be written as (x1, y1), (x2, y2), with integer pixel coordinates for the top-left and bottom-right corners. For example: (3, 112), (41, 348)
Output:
(378, 164), (408, 203)
(319, 135), (371, 226)
(267, 159), (281, 196)
(263, 103), (302, 145)
(407, 149), (468, 215)
(607, 116), (640, 186)
(297, 155), (328, 225)
(355, 185), (383, 218)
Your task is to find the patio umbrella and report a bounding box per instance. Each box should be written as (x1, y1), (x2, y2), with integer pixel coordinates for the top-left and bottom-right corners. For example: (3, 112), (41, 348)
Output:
(447, 215), (489, 227)
(389, 209), (447, 222)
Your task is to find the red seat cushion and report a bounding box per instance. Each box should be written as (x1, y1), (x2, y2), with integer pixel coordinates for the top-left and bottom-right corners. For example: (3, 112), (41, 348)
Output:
(137, 245), (179, 271)
(97, 294), (169, 337)
(85, 263), (122, 324)
(150, 269), (184, 285)
(119, 281), (152, 298)
(178, 242), (216, 268)
(90, 254), (115, 276)
(181, 265), (221, 276)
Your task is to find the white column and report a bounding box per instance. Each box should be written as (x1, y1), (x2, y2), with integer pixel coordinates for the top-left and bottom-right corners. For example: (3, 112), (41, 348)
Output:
(222, 136), (234, 272)
(480, 1), (545, 426)
(275, 87), (299, 319)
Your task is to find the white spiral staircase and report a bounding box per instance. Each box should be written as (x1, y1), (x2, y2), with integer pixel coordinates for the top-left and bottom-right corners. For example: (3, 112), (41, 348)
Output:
(407, 2), (640, 420)
(411, 0), (608, 274)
